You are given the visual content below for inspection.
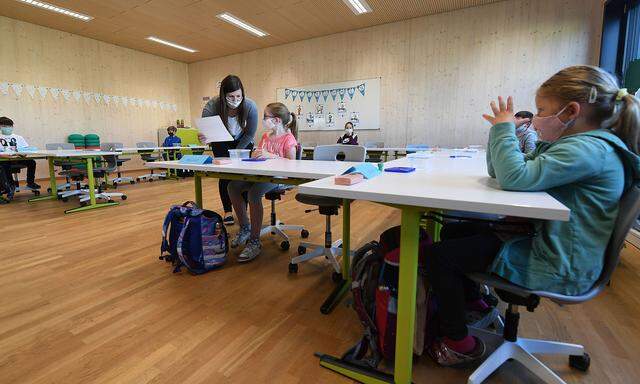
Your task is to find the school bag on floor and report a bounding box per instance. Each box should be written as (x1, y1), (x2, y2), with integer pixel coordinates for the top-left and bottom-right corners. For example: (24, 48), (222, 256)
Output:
(160, 201), (228, 274)
(342, 225), (434, 369)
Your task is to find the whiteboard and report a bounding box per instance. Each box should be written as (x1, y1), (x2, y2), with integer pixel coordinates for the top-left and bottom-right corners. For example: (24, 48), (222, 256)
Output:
(276, 78), (380, 131)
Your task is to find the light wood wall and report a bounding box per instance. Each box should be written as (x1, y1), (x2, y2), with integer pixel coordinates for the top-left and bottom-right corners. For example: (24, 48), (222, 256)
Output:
(0, 16), (191, 178)
(188, 0), (603, 148)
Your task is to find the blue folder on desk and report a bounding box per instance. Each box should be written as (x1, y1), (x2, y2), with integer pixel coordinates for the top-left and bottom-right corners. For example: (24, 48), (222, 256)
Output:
(341, 163), (381, 179)
(179, 155), (212, 164)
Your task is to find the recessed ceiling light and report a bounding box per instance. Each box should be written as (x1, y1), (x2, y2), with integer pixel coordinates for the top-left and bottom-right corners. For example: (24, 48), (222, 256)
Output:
(15, 0), (93, 21)
(146, 36), (198, 53)
(216, 12), (268, 37)
(342, 0), (372, 15)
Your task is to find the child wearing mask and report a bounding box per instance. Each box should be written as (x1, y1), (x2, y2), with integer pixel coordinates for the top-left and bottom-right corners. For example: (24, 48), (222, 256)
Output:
(337, 122), (358, 145)
(162, 126), (181, 147)
(425, 65), (640, 366)
(514, 110), (538, 153)
(0, 116), (40, 190)
(227, 102), (298, 262)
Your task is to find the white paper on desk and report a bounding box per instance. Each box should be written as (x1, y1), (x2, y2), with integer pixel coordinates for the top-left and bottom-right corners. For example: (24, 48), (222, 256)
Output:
(195, 116), (233, 143)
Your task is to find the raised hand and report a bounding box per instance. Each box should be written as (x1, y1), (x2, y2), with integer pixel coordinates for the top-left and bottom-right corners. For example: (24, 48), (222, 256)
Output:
(482, 96), (515, 126)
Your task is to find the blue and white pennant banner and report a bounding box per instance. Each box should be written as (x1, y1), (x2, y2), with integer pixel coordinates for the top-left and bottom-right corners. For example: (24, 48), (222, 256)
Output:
(284, 83), (366, 102)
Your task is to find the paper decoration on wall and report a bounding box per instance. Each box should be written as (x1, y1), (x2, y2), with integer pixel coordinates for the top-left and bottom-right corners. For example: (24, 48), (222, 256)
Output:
(326, 112), (335, 128)
(337, 101), (347, 118)
(38, 86), (48, 99)
(285, 83), (366, 103)
(0, 80), (178, 113)
(50, 88), (60, 100)
(26, 85), (36, 99)
(350, 111), (360, 127)
(306, 112), (314, 127)
(11, 83), (24, 97)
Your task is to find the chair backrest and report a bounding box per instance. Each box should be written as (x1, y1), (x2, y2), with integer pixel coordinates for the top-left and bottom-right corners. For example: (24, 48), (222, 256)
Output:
(313, 144), (365, 162)
(100, 142), (124, 151)
(364, 141), (384, 148)
(295, 143), (303, 160)
(136, 141), (155, 149)
(46, 143), (75, 150)
(544, 183), (640, 304)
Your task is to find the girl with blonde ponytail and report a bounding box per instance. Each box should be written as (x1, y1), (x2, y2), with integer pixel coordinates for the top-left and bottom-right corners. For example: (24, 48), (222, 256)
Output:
(226, 102), (299, 263)
(424, 65), (640, 367)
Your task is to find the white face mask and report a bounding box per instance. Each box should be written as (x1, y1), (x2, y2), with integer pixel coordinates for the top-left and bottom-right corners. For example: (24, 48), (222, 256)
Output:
(226, 96), (242, 109)
(345, 128), (353, 136)
(263, 118), (285, 135)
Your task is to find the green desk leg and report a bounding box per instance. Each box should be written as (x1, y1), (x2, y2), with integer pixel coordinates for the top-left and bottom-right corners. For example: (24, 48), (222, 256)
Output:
(194, 173), (203, 207)
(65, 157), (118, 214)
(29, 157), (58, 202)
(394, 206), (422, 384)
(319, 199), (352, 314)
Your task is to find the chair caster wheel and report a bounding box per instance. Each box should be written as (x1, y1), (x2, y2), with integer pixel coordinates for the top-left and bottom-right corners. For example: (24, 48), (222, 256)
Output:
(288, 263), (298, 273)
(130, 180), (135, 184)
(280, 241), (290, 251)
(33, 190), (40, 196)
(121, 195), (127, 201)
(148, 179), (153, 182)
(332, 272), (342, 283)
(301, 229), (309, 238)
(47, 188), (51, 193)
(569, 353), (590, 372)
(61, 197), (69, 202)
(297, 246), (306, 255)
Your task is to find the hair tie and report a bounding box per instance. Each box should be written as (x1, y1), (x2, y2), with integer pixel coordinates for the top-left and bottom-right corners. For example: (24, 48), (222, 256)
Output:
(588, 86), (597, 103)
(616, 88), (628, 101)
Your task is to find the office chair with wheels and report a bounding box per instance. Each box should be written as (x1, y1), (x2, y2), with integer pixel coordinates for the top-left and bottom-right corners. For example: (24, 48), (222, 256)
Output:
(101, 142), (135, 187)
(292, 145), (366, 276)
(260, 144), (309, 250)
(136, 142), (165, 182)
(75, 154), (127, 205)
(9, 164), (40, 196)
(465, 183), (640, 384)
(45, 143), (76, 193)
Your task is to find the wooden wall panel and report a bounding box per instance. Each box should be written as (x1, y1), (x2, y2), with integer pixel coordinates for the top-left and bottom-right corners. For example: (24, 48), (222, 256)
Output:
(0, 16), (191, 178)
(188, 0), (603, 148)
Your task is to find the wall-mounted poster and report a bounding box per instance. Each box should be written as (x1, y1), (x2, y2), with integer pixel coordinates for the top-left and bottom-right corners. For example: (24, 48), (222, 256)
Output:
(277, 78), (380, 131)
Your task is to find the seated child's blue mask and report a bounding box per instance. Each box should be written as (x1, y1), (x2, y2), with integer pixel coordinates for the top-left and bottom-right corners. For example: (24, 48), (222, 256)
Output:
(1, 126), (13, 135)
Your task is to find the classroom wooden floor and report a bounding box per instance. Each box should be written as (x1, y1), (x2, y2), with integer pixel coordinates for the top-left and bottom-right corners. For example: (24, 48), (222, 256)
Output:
(1, 173), (639, 384)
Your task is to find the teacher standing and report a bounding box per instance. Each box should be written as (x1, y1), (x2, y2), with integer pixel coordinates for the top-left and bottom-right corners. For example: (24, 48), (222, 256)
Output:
(200, 75), (258, 225)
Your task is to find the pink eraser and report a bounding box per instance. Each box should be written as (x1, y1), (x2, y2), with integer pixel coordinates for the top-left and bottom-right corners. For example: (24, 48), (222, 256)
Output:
(214, 159), (232, 165)
(335, 173), (364, 185)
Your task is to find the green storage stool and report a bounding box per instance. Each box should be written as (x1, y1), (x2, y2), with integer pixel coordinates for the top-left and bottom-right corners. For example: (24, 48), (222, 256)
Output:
(68, 134), (85, 149)
(84, 134), (101, 150)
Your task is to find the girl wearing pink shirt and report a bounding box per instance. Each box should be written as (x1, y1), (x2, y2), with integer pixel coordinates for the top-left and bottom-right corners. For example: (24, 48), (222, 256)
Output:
(228, 103), (299, 262)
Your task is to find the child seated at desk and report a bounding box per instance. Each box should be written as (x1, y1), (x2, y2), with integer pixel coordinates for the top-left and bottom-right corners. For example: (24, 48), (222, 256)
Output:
(162, 126), (182, 160)
(425, 66), (640, 366)
(514, 110), (538, 153)
(0, 116), (40, 189)
(227, 102), (298, 263)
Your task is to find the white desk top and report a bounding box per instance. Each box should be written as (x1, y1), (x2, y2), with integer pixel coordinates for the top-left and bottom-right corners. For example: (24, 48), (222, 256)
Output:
(297, 154), (570, 221)
(1, 150), (119, 158)
(302, 146), (407, 152)
(146, 158), (361, 180)
(119, 146), (207, 152)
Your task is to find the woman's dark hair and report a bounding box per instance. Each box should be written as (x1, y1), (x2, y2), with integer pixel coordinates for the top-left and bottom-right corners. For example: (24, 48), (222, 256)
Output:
(218, 75), (248, 131)
(514, 111), (533, 119)
(266, 102), (297, 139)
(344, 121), (354, 129)
(0, 117), (14, 126)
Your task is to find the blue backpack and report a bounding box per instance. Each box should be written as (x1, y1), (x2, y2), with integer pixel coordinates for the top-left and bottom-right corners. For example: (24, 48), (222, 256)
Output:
(160, 201), (228, 274)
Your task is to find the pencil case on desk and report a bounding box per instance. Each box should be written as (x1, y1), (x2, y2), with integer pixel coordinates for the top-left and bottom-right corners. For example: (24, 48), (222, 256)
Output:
(335, 173), (364, 185)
